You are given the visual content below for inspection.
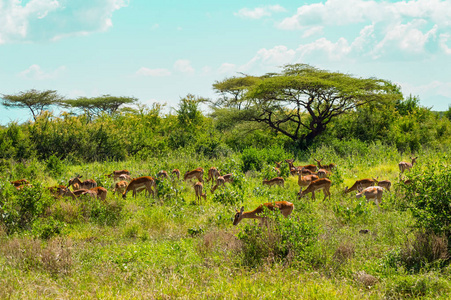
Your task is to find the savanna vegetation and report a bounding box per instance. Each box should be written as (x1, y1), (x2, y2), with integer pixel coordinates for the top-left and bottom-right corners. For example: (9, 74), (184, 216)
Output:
(1, 64), (451, 299)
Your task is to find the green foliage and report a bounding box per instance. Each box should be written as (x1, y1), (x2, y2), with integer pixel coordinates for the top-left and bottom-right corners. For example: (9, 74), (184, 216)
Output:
(237, 207), (319, 267)
(333, 201), (371, 225)
(45, 154), (64, 177)
(241, 146), (289, 172)
(403, 163), (451, 237)
(211, 188), (242, 206)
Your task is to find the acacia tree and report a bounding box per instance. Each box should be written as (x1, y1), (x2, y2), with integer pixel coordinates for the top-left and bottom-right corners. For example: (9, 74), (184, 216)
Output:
(1, 89), (63, 121)
(213, 64), (401, 147)
(61, 95), (138, 121)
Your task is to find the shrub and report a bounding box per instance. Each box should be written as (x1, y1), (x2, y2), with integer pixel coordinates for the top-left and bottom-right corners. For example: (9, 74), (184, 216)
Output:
(236, 207), (319, 267)
(212, 188), (242, 206)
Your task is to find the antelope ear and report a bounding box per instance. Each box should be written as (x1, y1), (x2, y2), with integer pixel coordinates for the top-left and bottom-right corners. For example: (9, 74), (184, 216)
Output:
(240, 206), (244, 214)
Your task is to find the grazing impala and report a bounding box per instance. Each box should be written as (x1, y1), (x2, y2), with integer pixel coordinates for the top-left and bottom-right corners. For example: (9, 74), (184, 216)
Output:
(372, 177), (392, 191)
(122, 176), (156, 199)
(233, 201), (294, 226)
(356, 185), (385, 206)
(10, 179), (29, 187)
(113, 180), (128, 195)
(157, 170), (169, 180)
(206, 167), (220, 185)
(344, 178), (375, 194)
(106, 170), (131, 181)
(82, 187), (108, 201)
(314, 158), (336, 172)
(172, 169), (181, 180)
(262, 177), (284, 187)
(211, 176), (226, 193)
(274, 161), (281, 175)
(298, 169), (319, 193)
(194, 182), (206, 205)
(222, 173), (234, 183)
(184, 168), (204, 183)
(298, 178), (331, 201)
(399, 157), (418, 174)
(68, 175), (97, 190)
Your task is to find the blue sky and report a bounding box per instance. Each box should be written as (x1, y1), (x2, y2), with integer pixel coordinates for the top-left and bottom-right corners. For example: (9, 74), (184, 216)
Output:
(1, 0), (450, 124)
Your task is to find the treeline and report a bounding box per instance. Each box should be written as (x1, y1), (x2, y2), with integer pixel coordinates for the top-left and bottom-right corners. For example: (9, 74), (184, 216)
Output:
(0, 94), (450, 163)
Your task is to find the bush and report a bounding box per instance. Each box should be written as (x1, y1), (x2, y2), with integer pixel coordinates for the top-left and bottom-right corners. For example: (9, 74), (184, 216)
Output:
(236, 207), (319, 267)
(241, 146), (289, 173)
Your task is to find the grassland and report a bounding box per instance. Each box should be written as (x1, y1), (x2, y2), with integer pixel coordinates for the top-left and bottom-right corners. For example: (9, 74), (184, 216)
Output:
(1, 144), (451, 299)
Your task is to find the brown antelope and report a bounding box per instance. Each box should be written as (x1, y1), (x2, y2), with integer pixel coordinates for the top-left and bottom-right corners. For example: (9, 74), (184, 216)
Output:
(286, 159), (317, 174)
(298, 178), (331, 201)
(68, 175), (97, 190)
(14, 184), (33, 191)
(222, 173), (234, 183)
(211, 176), (226, 193)
(184, 168), (204, 182)
(314, 158), (336, 172)
(106, 170), (131, 181)
(372, 177), (392, 191)
(10, 179), (29, 187)
(194, 182), (206, 205)
(399, 157), (418, 174)
(157, 170), (169, 180)
(206, 167), (221, 186)
(316, 169), (330, 178)
(113, 180), (128, 195)
(82, 187), (108, 201)
(356, 185), (385, 206)
(344, 178), (375, 194)
(262, 177), (284, 187)
(118, 174), (132, 181)
(122, 176), (156, 199)
(48, 185), (75, 199)
(274, 161), (281, 175)
(172, 169), (181, 180)
(298, 169), (319, 194)
(232, 201), (294, 226)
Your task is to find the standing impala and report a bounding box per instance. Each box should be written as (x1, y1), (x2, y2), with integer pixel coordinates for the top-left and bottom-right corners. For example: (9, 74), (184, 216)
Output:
(68, 175), (97, 190)
(298, 168), (319, 194)
(211, 176), (226, 193)
(206, 167), (220, 186)
(232, 201), (294, 226)
(344, 178), (375, 194)
(81, 187), (108, 201)
(356, 185), (385, 207)
(372, 177), (392, 191)
(184, 168), (204, 182)
(298, 178), (331, 201)
(262, 177), (285, 187)
(106, 170), (131, 181)
(194, 182), (206, 205)
(314, 159), (336, 172)
(399, 157), (418, 174)
(122, 176), (156, 199)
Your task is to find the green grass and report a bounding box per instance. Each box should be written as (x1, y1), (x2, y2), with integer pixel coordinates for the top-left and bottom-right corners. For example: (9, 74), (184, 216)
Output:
(1, 146), (450, 299)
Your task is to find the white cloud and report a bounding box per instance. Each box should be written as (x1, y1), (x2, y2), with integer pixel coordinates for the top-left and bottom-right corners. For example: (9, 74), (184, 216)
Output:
(18, 64), (66, 80)
(439, 33), (451, 54)
(240, 45), (296, 72)
(218, 63), (236, 74)
(174, 59), (195, 74)
(234, 5), (286, 19)
(0, 0), (128, 44)
(136, 67), (171, 77)
(302, 26), (323, 38)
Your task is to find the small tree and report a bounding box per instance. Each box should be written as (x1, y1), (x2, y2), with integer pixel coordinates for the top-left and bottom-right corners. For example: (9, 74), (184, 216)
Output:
(1, 89), (62, 121)
(61, 95), (137, 121)
(213, 64), (401, 147)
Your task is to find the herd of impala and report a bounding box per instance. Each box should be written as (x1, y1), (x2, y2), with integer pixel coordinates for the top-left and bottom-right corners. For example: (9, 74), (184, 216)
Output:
(9, 156), (418, 227)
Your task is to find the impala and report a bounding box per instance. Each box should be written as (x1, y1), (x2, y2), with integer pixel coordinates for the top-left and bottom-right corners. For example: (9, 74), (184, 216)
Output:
(206, 167), (220, 185)
(172, 169), (181, 180)
(316, 169), (330, 178)
(222, 173), (234, 183)
(372, 177), (392, 191)
(262, 177), (284, 187)
(211, 176), (226, 193)
(122, 176), (156, 199)
(113, 180), (128, 195)
(274, 161), (281, 175)
(106, 170), (131, 181)
(344, 178), (375, 194)
(399, 157), (418, 174)
(298, 178), (331, 201)
(298, 169), (319, 193)
(68, 175), (97, 190)
(157, 170), (169, 180)
(81, 187), (108, 201)
(314, 158), (336, 172)
(184, 168), (204, 182)
(10, 179), (29, 187)
(48, 185), (75, 199)
(118, 174), (132, 181)
(232, 201), (294, 226)
(194, 182), (206, 205)
(286, 159), (317, 174)
(356, 185), (385, 206)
